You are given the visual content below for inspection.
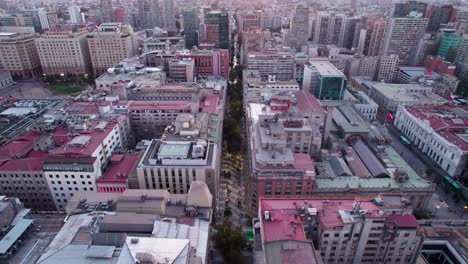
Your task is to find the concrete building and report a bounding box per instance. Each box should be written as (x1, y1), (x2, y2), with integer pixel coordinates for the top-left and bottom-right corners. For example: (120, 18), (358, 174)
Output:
(245, 91), (326, 214)
(345, 90), (378, 121)
(238, 11), (262, 33)
(204, 11), (229, 49)
(36, 28), (92, 76)
(37, 8), (58, 30)
(367, 82), (446, 115)
(247, 49), (295, 81)
(68, 6), (83, 24)
(376, 55), (400, 82)
(176, 49), (229, 79)
(241, 28), (270, 65)
(426, 5), (455, 32)
(261, 14), (282, 30)
(101, 0), (114, 23)
(314, 12), (347, 47)
(44, 119), (125, 210)
(256, 197), (423, 264)
(87, 23), (136, 76)
(168, 59), (195, 82)
(183, 8), (199, 49)
(303, 60), (346, 100)
(136, 111), (224, 197)
(242, 70), (300, 102)
(284, 5), (309, 50)
(0, 32), (42, 79)
(0, 131), (55, 210)
(0, 71), (13, 89)
(380, 17), (428, 66)
(394, 104), (468, 178)
(454, 34), (468, 92)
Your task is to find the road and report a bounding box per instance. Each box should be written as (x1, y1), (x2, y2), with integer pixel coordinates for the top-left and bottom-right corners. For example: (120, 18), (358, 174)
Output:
(387, 123), (467, 219)
(0, 80), (56, 100)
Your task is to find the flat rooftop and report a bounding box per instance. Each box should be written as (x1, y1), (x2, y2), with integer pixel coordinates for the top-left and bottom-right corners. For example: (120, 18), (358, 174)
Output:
(310, 61), (345, 77)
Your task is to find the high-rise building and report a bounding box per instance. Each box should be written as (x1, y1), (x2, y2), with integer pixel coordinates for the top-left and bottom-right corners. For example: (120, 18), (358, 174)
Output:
(393, 1), (427, 18)
(284, 5), (309, 50)
(0, 32), (42, 79)
(68, 6), (83, 24)
(376, 54), (400, 82)
(183, 8), (199, 49)
(342, 17), (360, 49)
(113, 7), (125, 23)
(241, 28), (270, 65)
(380, 16), (428, 65)
(37, 8), (59, 30)
(261, 14), (282, 30)
(455, 34), (468, 93)
(314, 12), (347, 46)
(204, 11), (229, 49)
(303, 60), (347, 100)
(87, 23), (136, 76)
(101, 0), (114, 23)
(437, 30), (461, 59)
(35, 28), (92, 76)
(239, 11), (262, 33)
(247, 49), (295, 81)
(162, 0), (176, 32)
(426, 5), (455, 32)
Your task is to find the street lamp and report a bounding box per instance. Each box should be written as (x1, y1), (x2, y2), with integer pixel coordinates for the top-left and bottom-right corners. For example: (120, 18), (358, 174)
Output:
(433, 205), (441, 217)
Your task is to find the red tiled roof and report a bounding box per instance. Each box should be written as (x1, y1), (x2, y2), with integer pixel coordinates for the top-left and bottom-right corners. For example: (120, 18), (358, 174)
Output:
(129, 101), (193, 111)
(97, 154), (139, 183)
(201, 96), (219, 114)
(293, 154), (315, 171)
(52, 127), (69, 146)
(387, 214), (419, 228)
(296, 91), (325, 113)
(49, 121), (118, 156)
(405, 104), (468, 151)
(0, 131), (40, 160)
(0, 151), (47, 171)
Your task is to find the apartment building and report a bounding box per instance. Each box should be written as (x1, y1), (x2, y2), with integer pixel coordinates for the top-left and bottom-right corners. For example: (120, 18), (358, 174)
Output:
(257, 197), (423, 264)
(247, 49), (295, 81)
(394, 104), (468, 178)
(314, 12), (347, 46)
(283, 5), (309, 50)
(241, 28), (270, 65)
(175, 49), (229, 79)
(35, 27), (92, 76)
(87, 23), (136, 76)
(0, 32), (42, 79)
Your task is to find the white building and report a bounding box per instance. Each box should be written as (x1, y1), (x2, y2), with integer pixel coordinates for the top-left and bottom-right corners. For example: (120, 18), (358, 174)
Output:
(394, 104), (468, 178)
(68, 6), (83, 24)
(44, 120), (124, 209)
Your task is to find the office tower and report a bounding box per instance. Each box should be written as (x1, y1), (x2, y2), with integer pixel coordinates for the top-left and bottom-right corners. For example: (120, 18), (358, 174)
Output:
(284, 5), (309, 50)
(113, 7), (125, 23)
(35, 28), (92, 76)
(342, 17), (359, 49)
(437, 30), (461, 59)
(1, 10), (42, 32)
(261, 14), (282, 31)
(455, 35), (468, 93)
(162, 0), (176, 32)
(0, 32), (42, 79)
(205, 11), (229, 49)
(376, 54), (399, 82)
(87, 23), (136, 76)
(239, 11), (262, 33)
(68, 6), (83, 24)
(175, 49), (229, 78)
(137, 0), (157, 29)
(426, 5), (455, 32)
(365, 18), (386, 56)
(183, 8), (199, 49)
(303, 60), (347, 100)
(241, 28), (270, 65)
(101, 0), (114, 23)
(380, 16), (428, 65)
(247, 49), (295, 81)
(37, 8), (59, 30)
(393, 1), (427, 18)
(314, 12), (347, 46)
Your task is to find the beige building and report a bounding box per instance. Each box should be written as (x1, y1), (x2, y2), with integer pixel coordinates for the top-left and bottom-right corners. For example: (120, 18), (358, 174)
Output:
(87, 23), (137, 76)
(35, 27), (92, 76)
(0, 32), (42, 79)
(168, 58), (195, 82)
(241, 28), (270, 65)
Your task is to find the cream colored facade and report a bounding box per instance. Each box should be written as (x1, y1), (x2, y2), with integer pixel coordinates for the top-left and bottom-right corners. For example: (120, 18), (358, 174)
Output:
(35, 28), (92, 76)
(87, 23), (136, 76)
(0, 32), (42, 79)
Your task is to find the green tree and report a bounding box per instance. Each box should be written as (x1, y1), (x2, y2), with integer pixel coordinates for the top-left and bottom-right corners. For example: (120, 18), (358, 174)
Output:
(224, 207), (232, 217)
(213, 220), (247, 264)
